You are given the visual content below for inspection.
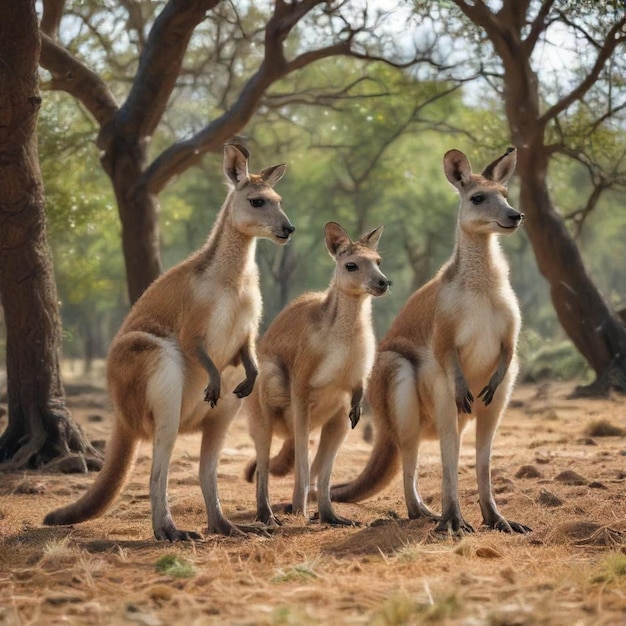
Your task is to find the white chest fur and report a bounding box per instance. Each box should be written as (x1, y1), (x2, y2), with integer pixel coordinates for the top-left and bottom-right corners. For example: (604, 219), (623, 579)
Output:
(309, 322), (376, 389)
(441, 280), (520, 384)
(201, 267), (261, 371)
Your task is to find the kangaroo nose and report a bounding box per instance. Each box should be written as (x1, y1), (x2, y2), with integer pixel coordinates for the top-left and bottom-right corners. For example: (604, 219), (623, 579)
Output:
(283, 223), (296, 237)
(510, 212), (524, 223)
(378, 278), (392, 292)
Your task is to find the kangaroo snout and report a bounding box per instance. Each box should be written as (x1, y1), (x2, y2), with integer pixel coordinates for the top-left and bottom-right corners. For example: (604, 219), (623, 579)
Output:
(500, 210), (524, 230)
(371, 276), (391, 296)
(276, 222), (296, 241)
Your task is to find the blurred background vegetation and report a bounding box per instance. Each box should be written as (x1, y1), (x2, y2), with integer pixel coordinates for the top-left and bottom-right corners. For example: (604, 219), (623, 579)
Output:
(2, 0), (624, 386)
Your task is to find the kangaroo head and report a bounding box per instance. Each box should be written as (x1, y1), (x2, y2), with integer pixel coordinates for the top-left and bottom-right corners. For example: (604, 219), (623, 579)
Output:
(223, 144), (295, 244)
(443, 147), (524, 236)
(325, 222), (391, 297)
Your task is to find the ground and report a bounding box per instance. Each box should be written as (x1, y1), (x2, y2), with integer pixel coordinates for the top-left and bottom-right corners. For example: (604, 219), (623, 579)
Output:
(0, 369), (625, 625)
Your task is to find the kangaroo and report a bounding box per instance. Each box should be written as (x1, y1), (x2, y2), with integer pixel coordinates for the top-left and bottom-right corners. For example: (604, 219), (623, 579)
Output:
(44, 144), (295, 541)
(246, 222), (390, 526)
(331, 148), (531, 535)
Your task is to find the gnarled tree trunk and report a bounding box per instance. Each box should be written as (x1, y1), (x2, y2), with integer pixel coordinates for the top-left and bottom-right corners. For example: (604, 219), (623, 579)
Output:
(0, 0), (100, 470)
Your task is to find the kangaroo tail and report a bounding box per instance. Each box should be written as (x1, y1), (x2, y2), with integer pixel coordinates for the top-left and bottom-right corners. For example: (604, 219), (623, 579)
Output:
(330, 430), (400, 503)
(244, 437), (295, 483)
(44, 424), (139, 526)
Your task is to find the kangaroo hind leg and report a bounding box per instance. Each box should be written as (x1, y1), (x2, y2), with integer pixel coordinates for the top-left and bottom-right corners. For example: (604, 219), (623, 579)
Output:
(475, 370), (531, 534)
(315, 410), (355, 526)
(147, 343), (198, 541)
(385, 354), (437, 521)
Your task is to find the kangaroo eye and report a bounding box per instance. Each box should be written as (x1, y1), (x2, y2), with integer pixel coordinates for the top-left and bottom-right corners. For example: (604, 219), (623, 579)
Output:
(249, 198), (265, 208)
(471, 194), (484, 205)
(345, 262), (358, 272)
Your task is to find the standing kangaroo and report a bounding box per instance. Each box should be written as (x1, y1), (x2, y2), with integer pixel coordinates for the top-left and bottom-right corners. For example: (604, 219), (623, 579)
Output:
(246, 222), (390, 526)
(331, 148), (531, 535)
(44, 144), (295, 541)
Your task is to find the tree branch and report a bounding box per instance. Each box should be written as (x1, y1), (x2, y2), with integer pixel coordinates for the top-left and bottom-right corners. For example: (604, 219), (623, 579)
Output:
(523, 0), (558, 54)
(141, 0), (446, 195)
(39, 33), (119, 128)
(40, 0), (66, 38)
(119, 0), (221, 139)
(539, 15), (626, 125)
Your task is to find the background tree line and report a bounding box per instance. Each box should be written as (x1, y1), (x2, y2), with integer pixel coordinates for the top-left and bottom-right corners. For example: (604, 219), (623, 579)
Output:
(0, 0), (624, 469)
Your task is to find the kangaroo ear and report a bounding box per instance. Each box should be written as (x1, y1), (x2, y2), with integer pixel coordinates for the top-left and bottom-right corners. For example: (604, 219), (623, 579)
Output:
(223, 144), (250, 188)
(259, 164), (286, 187)
(443, 149), (472, 191)
(325, 222), (352, 257)
(360, 225), (384, 250)
(482, 147), (516, 185)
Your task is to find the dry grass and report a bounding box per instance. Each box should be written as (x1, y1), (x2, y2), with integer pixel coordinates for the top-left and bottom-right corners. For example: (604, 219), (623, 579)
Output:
(1, 380), (626, 625)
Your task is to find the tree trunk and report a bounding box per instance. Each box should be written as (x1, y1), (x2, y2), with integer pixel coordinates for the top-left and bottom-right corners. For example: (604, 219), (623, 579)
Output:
(0, 0), (100, 470)
(516, 147), (626, 395)
(500, 50), (626, 395)
(100, 133), (162, 304)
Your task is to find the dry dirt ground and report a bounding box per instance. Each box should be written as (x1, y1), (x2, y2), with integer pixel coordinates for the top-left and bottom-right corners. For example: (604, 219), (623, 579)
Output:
(1, 376), (625, 625)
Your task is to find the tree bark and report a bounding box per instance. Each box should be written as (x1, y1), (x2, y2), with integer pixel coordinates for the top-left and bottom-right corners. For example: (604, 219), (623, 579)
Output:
(516, 147), (626, 395)
(0, 0), (100, 470)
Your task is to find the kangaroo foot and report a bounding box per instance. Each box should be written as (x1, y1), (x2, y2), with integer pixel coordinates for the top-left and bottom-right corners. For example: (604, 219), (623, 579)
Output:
(408, 502), (439, 521)
(207, 517), (248, 537)
(435, 513), (474, 536)
(154, 525), (202, 542)
(487, 517), (532, 534)
(318, 511), (360, 527)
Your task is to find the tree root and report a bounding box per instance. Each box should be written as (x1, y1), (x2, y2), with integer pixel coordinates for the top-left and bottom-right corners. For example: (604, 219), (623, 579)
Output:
(571, 357), (626, 398)
(0, 403), (103, 472)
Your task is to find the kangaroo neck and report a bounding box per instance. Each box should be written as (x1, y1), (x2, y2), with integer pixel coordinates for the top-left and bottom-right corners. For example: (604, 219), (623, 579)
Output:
(197, 200), (256, 283)
(322, 281), (372, 333)
(448, 223), (508, 289)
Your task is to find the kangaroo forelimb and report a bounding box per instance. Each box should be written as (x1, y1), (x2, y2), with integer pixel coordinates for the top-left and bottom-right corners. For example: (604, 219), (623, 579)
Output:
(233, 342), (258, 399)
(349, 386), (363, 429)
(196, 343), (221, 407)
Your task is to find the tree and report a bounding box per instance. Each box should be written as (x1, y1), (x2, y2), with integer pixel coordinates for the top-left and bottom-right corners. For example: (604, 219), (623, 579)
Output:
(39, 0), (432, 304)
(430, 0), (626, 394)
(0, 1), (99, 470)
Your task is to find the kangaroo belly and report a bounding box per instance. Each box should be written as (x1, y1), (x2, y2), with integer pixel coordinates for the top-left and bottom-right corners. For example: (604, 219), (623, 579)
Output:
(456, 297), (513, 386)
(308, 388), (351, 430)
(205, 290), (259, 370)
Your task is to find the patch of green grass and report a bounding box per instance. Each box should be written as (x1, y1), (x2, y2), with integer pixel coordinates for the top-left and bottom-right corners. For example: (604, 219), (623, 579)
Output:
(155, 554), (195, 579)
(271, 559), (321, 584)
(371, 590), (460, 625)
(591, 552), (626, 584)
(271, 605), (318, 625)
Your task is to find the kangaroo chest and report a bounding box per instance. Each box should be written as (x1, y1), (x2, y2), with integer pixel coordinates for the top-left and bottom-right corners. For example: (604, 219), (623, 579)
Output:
(443, 282), (519, 379)
(204, 274), (261, 371)
(309, 324), (376, 389)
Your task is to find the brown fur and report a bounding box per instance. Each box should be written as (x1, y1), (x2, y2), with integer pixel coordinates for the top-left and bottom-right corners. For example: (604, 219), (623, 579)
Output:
(44, 145), (294, 541)
(246, 222), (390, 526)
(332, 148), (531, 535)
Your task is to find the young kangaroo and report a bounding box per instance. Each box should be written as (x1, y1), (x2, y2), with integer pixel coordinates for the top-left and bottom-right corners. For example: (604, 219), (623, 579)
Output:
(246, 222), (390, 526)
(44, 144), (295, 541)
(331, 148), (531, 535)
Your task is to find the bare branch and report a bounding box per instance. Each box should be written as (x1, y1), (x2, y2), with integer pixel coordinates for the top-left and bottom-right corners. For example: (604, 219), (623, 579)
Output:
(39, 33), (119, 128)
(523, 0), (558, 54)
(40, 0), (66, 38)
(539, 15), (626, 125)
(142, 0), (450, 195)
(120, 0), (221, 139)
